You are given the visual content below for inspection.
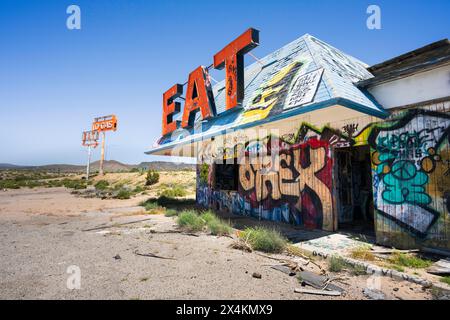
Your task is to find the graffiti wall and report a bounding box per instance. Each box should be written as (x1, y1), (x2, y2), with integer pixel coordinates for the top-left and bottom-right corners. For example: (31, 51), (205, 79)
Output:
(238, 138), (334, 230)
(196, 104), (450, 250)
(369, 108), (450, 249)
(197, 122), (347, 231)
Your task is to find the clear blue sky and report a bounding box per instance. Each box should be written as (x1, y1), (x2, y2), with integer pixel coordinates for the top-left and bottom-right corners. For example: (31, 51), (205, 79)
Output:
(0, 0), (448, 165)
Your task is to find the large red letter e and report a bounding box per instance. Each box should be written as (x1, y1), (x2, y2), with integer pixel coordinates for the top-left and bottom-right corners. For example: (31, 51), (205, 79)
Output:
(162, 84), (183, 136)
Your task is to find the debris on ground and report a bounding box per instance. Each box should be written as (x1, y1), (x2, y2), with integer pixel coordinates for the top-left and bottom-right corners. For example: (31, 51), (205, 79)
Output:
(113, 254), (121, 260)
(427, 259), (450, 275)
(133, 250), (175, 260)
(422, 247), (450, 258)
(363, 288), (386, 300)
(82, 218), (153, 232)
(149, 229), (200, 237)
(370, 248), (419, 254)
(298, 270), (345, 293)
(229, 239), (252, 252)
(271, 264), (298, 276)
(294, 288), (341, 296)
(252, 272), (262, 279)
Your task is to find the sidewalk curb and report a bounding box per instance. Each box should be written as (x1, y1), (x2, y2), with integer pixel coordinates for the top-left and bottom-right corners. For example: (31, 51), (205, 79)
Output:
(298, 245), (450, 296)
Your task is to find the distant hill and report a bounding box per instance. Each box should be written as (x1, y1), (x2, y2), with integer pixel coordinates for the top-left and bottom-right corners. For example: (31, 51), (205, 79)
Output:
(0, 160), (195, 172)
(136, 161), (195, 171)
(0, 163), (23, 169)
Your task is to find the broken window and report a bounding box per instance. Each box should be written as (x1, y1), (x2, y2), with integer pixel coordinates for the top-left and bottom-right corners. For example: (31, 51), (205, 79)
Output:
(214, 162), (239, 191)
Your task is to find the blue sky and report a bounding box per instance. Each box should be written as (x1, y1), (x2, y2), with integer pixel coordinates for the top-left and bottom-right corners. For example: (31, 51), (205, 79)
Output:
(0, 0), (448, 165)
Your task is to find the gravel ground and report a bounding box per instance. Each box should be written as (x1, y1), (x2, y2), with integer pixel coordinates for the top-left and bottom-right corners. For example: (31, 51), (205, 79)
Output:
(0, 187), (433, 300)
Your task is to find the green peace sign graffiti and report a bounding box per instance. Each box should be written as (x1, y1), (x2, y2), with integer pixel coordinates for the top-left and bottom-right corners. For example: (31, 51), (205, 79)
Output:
(382, 160), (431, 205)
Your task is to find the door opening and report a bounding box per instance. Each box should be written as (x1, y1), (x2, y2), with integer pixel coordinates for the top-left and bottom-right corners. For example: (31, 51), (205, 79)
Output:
(335, 145), (375, 236)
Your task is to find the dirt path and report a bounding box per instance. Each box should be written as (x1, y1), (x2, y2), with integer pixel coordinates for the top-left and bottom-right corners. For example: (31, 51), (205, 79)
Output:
(0, 187), (433, 300)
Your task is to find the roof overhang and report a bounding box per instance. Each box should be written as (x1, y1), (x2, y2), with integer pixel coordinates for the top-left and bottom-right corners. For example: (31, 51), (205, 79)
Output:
(146, 99), (388, 156)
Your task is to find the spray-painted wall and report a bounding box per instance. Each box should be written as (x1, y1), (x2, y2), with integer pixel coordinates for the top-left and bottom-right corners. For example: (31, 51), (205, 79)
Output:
(368, 106), (450, 249)
(196, 102), (450, 250)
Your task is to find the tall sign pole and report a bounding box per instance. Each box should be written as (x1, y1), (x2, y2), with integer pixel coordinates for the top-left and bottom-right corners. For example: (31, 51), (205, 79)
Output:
(92, 115), (118, 176)
(99, 132), (106, 176)
(82, 130), (99, 182)
(87, 145), (92, 181)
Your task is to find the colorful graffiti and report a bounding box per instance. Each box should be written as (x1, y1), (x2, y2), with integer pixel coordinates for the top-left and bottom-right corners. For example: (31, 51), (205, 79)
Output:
(196, 107), (450, 249)
(196, 120), (368, 231)
(238, 138), (333, 230)
(369, 109), (450, 239)
(238, 57), (324, 125)
(239, 60), (306, 124)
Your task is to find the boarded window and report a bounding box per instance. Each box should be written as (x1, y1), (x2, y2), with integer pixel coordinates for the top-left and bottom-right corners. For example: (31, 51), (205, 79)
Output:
(214, 163), (239, 191)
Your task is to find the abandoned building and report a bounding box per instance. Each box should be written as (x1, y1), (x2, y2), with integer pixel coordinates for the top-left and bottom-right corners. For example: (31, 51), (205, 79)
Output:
(147, 30), (450, 251)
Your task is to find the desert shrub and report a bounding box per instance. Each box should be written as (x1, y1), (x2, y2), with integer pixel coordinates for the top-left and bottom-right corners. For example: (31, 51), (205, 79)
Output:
(133, 186), (145, 194)
(143, 201), (159, 211)
(387, 252), (433, 269)
(328, 256), (368, 275)
(199, 211), (216, 224)
(349, 264), (367, 276)
(239, 227), (286, 253)
(62, 179), (86, 189)
(206, 218), (232, 236)
(440, 276), (450, 286)
(145, 170), (159, 186)
(94, 180), (110, 190)
(177, 210), (205, 232)
(164, 209), (178, 217)
(0, 180), (21, 189)
(200, 210), (232, 236)
(199, 163), (209, 185)
(328, 255), (348, 272)
(115, 189), (132, 200)
(159, 185), (187, 198)
(349, 245), (376, 261)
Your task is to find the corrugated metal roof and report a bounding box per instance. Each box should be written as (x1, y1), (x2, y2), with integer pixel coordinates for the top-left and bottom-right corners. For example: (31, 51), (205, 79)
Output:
(147, 34), (387, 154)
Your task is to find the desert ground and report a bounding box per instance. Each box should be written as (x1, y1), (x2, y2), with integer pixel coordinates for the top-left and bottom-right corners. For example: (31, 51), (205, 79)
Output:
(0, 171), (440, 300)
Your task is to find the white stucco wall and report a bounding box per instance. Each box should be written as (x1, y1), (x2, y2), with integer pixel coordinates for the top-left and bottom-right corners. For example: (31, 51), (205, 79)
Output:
(367, 63), (450, 109)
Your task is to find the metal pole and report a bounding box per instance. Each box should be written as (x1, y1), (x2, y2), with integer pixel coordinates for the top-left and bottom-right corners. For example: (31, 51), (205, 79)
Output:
(100, 132), (106, 176)
(86, 145), (92, 182)
(259, 168), (263, 221)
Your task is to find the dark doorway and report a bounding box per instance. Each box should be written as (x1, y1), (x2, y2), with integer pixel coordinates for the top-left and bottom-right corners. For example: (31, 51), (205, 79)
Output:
(214, 161), (239, 191)
(335, 145), (375, 236)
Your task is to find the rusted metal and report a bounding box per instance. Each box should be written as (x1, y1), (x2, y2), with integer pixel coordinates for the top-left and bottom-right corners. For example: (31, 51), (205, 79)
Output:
(162, 84), (183, 135)
(213, 28), (260, 110)
(181, 66), (217, 128)
(81, 130), (99, 147)
(92, 114), (118, 132)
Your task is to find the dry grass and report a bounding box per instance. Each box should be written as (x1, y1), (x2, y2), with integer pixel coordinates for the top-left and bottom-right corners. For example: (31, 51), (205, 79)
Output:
(286, 245), (316, 260)
(349, 246), (376, 261)
(238, 227), (287, 253)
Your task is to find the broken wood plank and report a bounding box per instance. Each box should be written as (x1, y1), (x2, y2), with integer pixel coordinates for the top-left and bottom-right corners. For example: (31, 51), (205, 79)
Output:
(149, 230), (200, 237)
(427, 259), (450, 275)
(371, 249), (419, 254)
(422, 247), (450, 258)
(294, 288), (341, 296)
(298, 270), (345, 293)
(271, 265), (297, 276)
(82, 218), (154, 232)
(133, 250), (176, 260)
